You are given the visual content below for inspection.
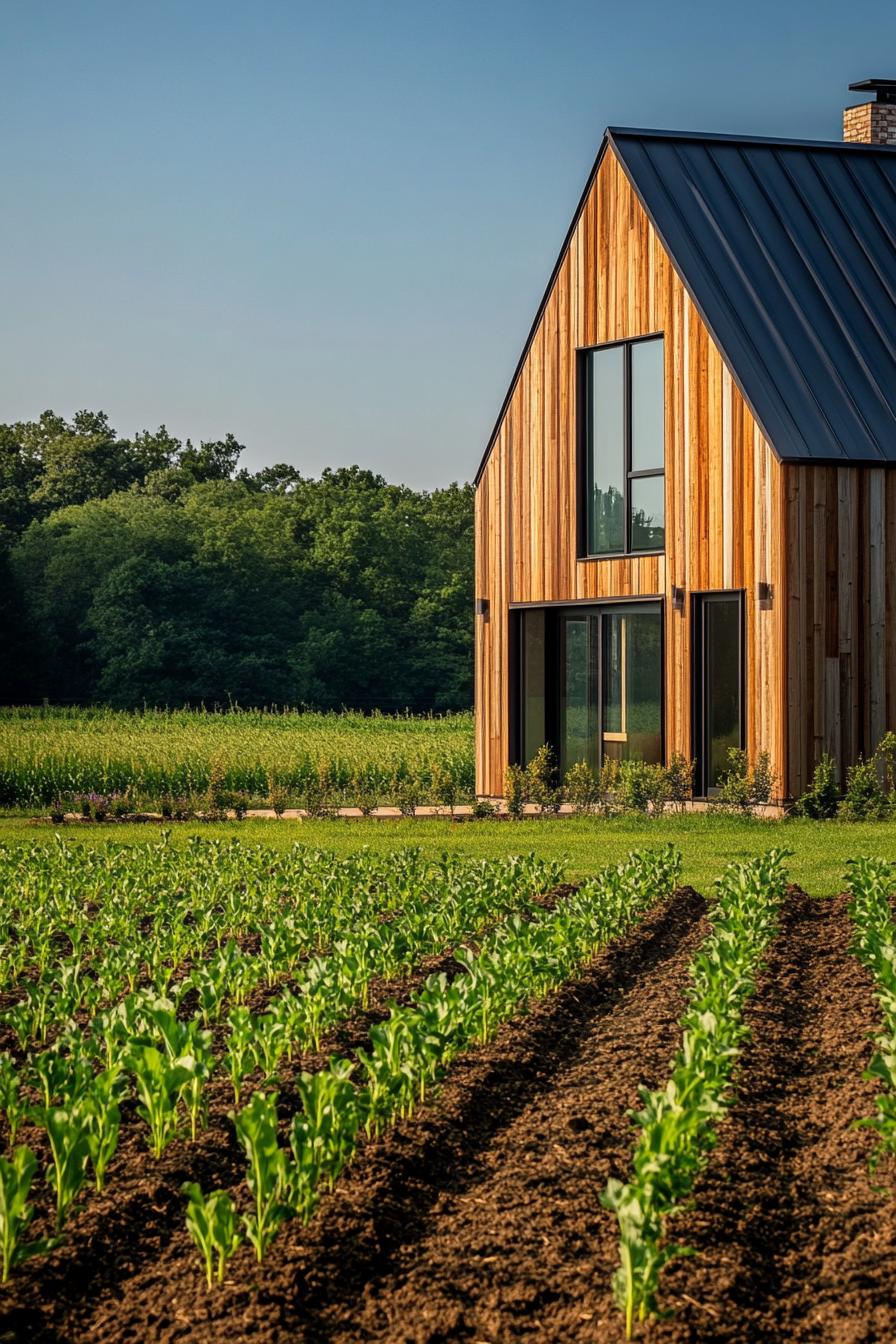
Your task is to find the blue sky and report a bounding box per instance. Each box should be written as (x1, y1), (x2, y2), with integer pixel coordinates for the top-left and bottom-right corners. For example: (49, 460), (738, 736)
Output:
(3, 1), (894, 488)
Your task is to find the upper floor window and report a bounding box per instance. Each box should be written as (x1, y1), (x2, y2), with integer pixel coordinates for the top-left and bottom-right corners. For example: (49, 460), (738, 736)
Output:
(582, 335), (665, 556)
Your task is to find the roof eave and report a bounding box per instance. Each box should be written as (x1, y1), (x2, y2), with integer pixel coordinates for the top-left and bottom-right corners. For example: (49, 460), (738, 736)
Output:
(473, 131), (613, 487)
(474, 127), (896, 488)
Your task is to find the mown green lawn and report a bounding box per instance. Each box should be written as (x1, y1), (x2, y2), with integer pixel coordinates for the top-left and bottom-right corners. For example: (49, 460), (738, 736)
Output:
(1, 811), (893, 897)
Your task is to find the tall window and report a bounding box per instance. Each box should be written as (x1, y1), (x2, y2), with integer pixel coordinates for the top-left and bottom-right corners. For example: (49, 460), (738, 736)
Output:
(583, 335), (665, 556)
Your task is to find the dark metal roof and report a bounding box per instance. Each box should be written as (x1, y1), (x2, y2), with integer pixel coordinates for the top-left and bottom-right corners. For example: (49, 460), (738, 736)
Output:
(476, 127), (896, 482)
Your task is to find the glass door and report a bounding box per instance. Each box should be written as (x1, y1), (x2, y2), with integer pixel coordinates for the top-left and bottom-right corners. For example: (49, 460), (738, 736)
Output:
(517, 603), (663, 778)
(600, 606), (663, 766)
(693, 593), (744, 795)
(559, 611), (599, 775)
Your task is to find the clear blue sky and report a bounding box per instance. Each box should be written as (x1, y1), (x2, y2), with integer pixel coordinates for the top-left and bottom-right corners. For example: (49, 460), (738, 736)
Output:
(3, 1), (894, 488)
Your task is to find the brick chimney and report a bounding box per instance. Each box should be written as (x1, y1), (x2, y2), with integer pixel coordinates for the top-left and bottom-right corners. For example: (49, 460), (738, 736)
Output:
(844, 79), (896, 144)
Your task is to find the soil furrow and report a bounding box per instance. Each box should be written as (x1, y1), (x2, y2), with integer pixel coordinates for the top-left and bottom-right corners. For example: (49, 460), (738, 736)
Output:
(0, 947), (463, 1344)
(68, 884), (706, 1343)
(649, 889), (896, 1343)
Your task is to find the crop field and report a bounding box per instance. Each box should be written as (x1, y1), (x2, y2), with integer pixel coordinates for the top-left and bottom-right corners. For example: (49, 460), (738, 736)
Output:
(0, 707), (475, 811)
(0, 838), (894, 1342)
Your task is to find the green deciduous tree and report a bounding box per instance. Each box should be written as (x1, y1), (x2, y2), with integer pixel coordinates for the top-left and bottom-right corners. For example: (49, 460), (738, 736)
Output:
(0, 411), (473, 711)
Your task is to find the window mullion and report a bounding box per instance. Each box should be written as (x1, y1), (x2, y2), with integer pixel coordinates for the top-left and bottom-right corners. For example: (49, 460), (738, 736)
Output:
(624, 343), (632, 554)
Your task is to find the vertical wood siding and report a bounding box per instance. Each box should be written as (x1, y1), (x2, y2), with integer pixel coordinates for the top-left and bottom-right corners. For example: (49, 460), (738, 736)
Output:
(475, 149), (787, 797)
(783, 463), (896, 797)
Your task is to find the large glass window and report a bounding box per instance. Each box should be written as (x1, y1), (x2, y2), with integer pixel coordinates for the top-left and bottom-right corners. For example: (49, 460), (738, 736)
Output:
(600, 606), (663, 765)
(693, 594), (743, 794)
(585, 346), (625, 555)
(517, 602), (662, 776)
(559, 614), (599, 775)
(520, 608), (546, 767)
(584, 336), (665, 556)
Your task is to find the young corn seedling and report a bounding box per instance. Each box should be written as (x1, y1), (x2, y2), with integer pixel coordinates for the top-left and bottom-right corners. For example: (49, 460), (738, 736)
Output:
(249, 1014), (288, 1082)
(81, 1069), (125, 1191)
(846, 857), (896, 1168)
(31, 1048), (93, 1110)
(0, 1146), (54, 1283)
(43, 1104), (91, 1232)
(126, 1043), (195, 1158)
(289, 1060), (364, 1218)
(230, 1091), (292, 1262)
(182, 1182), (243, 1288)
(0, 1054), (26, 1145)
(602, 848), (788, 1335)
(223, 1007), (256, 1106)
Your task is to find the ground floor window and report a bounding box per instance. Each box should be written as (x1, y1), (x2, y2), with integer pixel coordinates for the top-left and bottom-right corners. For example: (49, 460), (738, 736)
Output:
(516, 601), (663, 777)
(692, 591), (744, 794)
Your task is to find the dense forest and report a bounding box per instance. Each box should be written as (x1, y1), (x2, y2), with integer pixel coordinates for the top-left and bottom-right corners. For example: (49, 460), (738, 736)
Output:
(0, 411), (474, 711)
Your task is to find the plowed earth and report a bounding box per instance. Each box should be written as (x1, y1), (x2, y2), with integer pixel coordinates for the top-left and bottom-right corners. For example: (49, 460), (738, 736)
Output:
(1, 886), (893, 1343)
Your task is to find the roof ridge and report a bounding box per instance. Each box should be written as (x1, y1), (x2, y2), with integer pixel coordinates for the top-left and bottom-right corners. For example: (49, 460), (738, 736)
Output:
(607, 125), (896, 152)
(474, 126), (896, 486)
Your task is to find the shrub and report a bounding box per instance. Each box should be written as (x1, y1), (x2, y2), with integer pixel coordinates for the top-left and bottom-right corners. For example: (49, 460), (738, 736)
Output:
(503, 763), (526, 819)
(303, 768), (334, 819)
(430, 762), (458, 815)
(354, 782), (381, 816)
(525, 744), (562, 814)
(393, 775), (421, 818)
(205, 761), (230, 815)
(716, 748), (776, 815)
(90, 794), (110, 822)
(796, 753), (840, 819)
(839, 757), (889, 822)
(597, 758), (621, 815)
(616, 761), (670, 815)
(875, 731), (896, 801)
(665, 754), (694, 811)
(267, 776), (288, 818)
(564, 760), (599, 813)
(470, 797), (496, 819)
(751, 751), (775, 807)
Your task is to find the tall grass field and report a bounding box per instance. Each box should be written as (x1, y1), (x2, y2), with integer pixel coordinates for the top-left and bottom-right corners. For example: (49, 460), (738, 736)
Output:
(0, 707), (475, 810)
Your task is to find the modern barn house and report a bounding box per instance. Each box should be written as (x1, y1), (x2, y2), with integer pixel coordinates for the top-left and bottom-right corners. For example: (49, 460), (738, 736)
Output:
(473, 80), (896, 803)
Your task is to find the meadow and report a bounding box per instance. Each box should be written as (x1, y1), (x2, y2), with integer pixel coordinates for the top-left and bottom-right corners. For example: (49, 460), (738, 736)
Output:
(0, 809), (893, 897)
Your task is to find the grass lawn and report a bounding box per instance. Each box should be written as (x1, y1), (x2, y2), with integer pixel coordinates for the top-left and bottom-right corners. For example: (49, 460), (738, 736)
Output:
(1, 811), (893, 897)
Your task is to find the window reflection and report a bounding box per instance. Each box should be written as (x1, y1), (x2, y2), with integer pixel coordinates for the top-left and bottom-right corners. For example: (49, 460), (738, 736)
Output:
(583, 336), (664, 556)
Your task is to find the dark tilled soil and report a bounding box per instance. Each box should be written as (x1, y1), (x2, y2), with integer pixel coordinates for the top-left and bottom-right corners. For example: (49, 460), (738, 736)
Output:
(0, 886), (706, 1343)
(0, 945), (466, 1344)
(645, 889), (896, 1344)
(3, 886), (892, 1344)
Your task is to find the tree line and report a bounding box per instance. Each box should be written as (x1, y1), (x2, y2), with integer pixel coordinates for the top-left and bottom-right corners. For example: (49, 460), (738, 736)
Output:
(0, 411), (474, 711)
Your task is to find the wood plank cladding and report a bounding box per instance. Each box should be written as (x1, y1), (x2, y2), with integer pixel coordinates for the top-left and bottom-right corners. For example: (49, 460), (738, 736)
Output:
(783, 464), (896, 796)
(475, 147), (788, 798)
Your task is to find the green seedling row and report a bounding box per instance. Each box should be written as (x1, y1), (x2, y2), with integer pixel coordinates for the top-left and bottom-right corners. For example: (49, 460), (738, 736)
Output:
(201, 846), (683, 1278)
(603, 848), (790, 1337)
(0, 842), (559, 1280)
(846, 856), (896, 1169)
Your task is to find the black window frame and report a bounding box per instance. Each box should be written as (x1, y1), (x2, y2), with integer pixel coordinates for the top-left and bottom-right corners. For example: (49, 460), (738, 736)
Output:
(510, 596), (666, 774)
(577, 332), (665, 560)
(691, 589), (746, 798)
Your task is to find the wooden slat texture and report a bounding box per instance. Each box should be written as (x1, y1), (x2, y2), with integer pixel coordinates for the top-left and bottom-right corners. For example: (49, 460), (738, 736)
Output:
(778, 462), (896, 796)
(475, 147), (800, 795)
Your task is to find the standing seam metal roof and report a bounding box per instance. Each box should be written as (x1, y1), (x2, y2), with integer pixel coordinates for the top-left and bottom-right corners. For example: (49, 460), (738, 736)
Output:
(476, 128), (896, 482)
